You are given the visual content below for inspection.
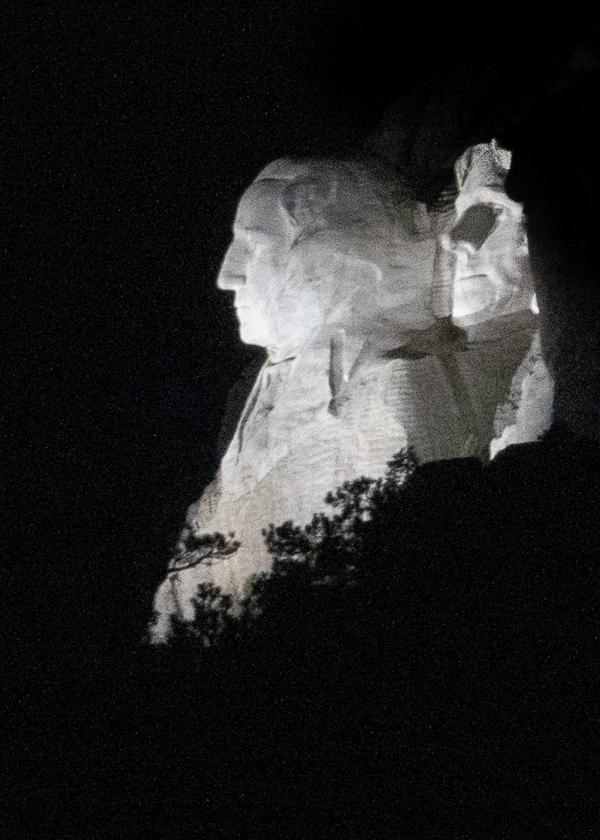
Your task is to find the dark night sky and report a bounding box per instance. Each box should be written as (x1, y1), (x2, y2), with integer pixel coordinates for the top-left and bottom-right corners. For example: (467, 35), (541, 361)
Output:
(4, 4), (593, 671)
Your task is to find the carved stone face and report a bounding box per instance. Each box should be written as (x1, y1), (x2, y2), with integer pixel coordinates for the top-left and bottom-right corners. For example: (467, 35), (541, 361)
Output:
(216, 179), (312, 350)
(218, 159), (438, 355)
(444, 145), (534, 326)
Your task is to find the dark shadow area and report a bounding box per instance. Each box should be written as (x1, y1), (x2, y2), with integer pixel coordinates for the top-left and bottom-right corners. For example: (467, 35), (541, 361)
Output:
(5, 4), (600, 836)
(9, 430), (600, 838)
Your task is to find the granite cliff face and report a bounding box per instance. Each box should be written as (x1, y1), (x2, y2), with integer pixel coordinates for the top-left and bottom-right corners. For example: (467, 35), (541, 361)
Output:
(491, 332), (554, 456)
(443, 142), (554, 457)
(151, 150), (539, 641)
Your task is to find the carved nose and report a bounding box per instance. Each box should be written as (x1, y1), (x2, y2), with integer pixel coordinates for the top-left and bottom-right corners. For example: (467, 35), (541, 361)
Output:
(217, 244), (247, 290)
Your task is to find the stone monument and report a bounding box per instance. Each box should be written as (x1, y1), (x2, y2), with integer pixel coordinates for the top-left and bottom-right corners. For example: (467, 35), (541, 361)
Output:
(438, 142), (554, 456)
(150, 155), (536, 640)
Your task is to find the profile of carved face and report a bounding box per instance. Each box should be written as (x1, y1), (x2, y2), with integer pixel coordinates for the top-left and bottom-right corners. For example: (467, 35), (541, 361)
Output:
(217, 158), (437, 354)
(443, 143), (535, 326)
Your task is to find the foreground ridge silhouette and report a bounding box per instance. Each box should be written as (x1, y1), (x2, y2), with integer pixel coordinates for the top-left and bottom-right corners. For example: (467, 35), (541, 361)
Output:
(49, 432), (596, 839)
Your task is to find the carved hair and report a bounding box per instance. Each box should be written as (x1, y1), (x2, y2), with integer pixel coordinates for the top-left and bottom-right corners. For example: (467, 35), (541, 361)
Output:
(255, 157), (430, 243)
(454, 141), (512, 194)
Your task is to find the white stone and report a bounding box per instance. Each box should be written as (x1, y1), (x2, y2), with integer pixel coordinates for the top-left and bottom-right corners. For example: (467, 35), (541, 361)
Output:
(150, 155), (536, 641)
(443, 141), (535, 328)
(438, 142), (555, 458)
(490, 331), (555, 457)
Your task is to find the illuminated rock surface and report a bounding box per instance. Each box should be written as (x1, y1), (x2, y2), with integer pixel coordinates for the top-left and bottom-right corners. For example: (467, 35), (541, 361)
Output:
(491, 332), (554, 457)
(446, 142), (535, 329)
(441, 142), (554, 457)
(151, 155), (536, 640)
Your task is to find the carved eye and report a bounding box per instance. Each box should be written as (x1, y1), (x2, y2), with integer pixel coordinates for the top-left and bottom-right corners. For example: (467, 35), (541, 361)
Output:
(245, 230), (272, 255)
(448, 204), (503, 252)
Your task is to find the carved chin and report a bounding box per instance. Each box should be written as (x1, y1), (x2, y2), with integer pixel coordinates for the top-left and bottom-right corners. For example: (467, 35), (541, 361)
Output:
(238, 325), (264, 347)
(237, 318), (272, 348)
